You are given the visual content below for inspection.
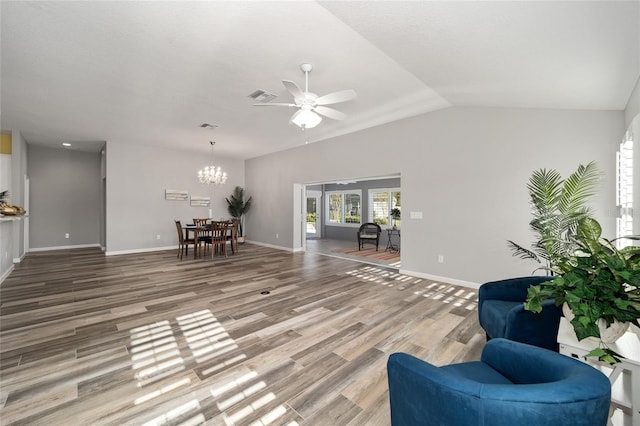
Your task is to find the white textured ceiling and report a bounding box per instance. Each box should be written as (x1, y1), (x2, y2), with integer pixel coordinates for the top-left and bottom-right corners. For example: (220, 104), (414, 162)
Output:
(1, 1), (638, 158)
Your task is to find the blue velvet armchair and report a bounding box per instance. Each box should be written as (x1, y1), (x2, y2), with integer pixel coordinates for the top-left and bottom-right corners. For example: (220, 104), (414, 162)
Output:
(387, 338), (611, 426)
(478, 276), (562, 351)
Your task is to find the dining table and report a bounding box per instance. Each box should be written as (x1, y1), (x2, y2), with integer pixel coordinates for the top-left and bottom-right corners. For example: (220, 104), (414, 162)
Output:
(183, 220), (238, 258)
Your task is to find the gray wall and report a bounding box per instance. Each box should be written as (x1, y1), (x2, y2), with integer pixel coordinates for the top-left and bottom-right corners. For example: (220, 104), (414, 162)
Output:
(246, 106), (623, 286)
(105, 141), (245, 254)
(28, 146), (102, 249)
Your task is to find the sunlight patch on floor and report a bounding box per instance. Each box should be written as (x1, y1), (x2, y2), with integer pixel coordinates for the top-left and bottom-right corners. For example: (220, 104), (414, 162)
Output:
(129, 309), (296, 425)
(141, 399), (204, 426)
(413, 283), (478, 310)
(345, 265), (423, 289)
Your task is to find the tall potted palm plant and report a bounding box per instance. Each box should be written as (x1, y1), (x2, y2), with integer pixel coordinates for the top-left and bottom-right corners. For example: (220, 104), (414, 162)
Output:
(226, 186), (252, 242)
(507, 161), (601, 273)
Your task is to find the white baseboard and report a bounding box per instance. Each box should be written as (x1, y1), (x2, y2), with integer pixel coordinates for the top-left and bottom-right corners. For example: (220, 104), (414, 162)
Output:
(245, 240), (295, 252)
(13, 251), (26, 263)
(0, 264), (15, 285)
(398, 269), (480, 290)
(105, 245), (176, 256)
(30, 243), (102, 252)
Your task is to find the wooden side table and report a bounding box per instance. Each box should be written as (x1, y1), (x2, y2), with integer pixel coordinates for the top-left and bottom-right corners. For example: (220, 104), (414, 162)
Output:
(557, 318), (640, 426)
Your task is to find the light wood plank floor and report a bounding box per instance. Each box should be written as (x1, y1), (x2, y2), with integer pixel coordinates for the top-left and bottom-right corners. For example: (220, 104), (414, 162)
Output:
(0, 244), (484, 425)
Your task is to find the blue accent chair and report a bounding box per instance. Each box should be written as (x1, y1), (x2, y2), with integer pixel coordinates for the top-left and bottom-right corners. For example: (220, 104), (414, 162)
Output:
(478, 276), (562, 351)
(387, 338), (611, 426)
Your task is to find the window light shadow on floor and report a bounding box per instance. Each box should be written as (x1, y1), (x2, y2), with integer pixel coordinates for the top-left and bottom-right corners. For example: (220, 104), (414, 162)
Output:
(345, 266), (478, 310)
(414, 282), (478, 310)
(128, 309), (299, 426)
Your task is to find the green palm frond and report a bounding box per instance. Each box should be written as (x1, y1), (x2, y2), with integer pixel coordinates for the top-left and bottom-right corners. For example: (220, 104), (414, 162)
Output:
(509, 162), (600, 272)
(558, 161), (601, 215)
(507, 240), (541, 263)
(527, 168), (562, 213)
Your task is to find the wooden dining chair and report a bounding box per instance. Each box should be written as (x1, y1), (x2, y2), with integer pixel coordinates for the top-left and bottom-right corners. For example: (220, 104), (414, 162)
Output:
(193, 218), (211, 256)
(227, 218), (239, 254)
(210, 221), (229, 257)
(175, 220), (199, 260)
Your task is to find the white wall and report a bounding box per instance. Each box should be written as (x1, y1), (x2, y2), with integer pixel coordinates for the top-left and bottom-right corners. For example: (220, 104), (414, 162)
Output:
(626, 76), (640, 129)
(0, 149), (14, 281)
(0, 130), (28, 283)
(105, 141), (245, 254)
(246, 106), (623, 286)
(627, 114), (640, 238)
(11, 131), (27, 261)
(623, 76), (639, 245)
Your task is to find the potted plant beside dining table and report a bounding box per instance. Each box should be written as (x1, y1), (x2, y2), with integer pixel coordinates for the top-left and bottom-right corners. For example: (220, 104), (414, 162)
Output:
(226, 186), (252, 243)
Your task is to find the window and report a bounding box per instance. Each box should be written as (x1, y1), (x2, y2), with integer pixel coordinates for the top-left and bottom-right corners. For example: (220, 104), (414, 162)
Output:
(369, 188), (401, 228)
(616, 133), (634, 248)
(326, 190), (361, 225)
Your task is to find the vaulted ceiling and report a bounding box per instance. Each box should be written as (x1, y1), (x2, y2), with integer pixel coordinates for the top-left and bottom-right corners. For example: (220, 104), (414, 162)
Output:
(1, 1), (638, 158)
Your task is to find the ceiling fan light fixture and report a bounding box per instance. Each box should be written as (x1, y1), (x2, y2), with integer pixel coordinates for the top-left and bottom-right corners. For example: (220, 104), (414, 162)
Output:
(291, 109), (322, 129)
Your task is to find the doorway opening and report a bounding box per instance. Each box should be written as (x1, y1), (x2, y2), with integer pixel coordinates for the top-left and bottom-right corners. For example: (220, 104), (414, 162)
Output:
(298, 175), (402, 269)
(306, 190), (321, 239)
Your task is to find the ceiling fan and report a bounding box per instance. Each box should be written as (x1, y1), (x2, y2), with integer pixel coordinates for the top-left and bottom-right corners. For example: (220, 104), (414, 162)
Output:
(254, 63), (357, 129)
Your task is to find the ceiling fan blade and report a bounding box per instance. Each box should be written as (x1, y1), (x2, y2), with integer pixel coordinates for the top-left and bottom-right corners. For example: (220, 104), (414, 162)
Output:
(282, 80), (304, 100)
(315, 89), (357, 105)
(253, 102), (297, 107)
(314, 106), (347, 120)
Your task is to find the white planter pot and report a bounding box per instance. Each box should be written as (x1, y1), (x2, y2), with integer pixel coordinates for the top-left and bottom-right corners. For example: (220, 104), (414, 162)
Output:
(597, 318), (629, 344)
(563, 303), (628, 343)
(562, 302), (575, 321)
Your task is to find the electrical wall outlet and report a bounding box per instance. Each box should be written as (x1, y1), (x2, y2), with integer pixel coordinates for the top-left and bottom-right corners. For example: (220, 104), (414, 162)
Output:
(65, 233), (70, 239)
(438, 255), (444, 263)
(156, 234), (161, 240)
(276, 233), (279, 239)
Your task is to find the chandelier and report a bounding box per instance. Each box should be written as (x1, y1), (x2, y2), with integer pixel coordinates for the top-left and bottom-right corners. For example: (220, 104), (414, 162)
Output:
(197, 141), (227, 185)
